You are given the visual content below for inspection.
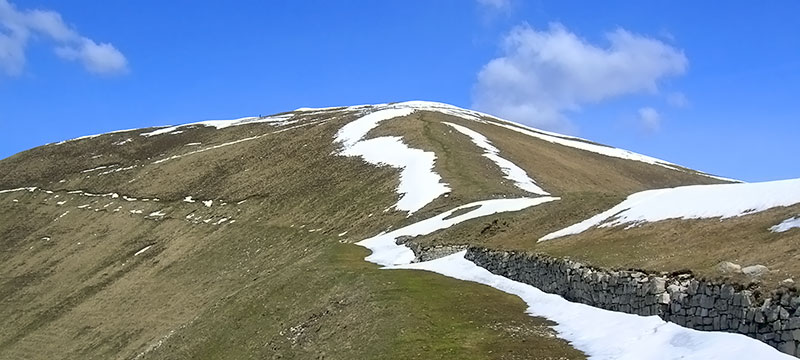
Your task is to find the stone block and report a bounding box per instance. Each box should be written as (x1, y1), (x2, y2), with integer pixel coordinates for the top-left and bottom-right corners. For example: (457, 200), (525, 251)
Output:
(788, 317), (800, 330)
(779, 340), (797, 355)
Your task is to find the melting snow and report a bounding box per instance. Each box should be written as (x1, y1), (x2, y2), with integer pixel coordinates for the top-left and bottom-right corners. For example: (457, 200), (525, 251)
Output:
(400, 252), (792, 360)
(81, 165), (115, 173)
(358, 198), (557, 266)
(335, 108), (450, 213)
(183, 196), (196, 203)
(134, 245), (153, 256)
(335, 108), (415, 147)
(140, 114), (296, 137)
(358, 101), (737, 183)
(202, 200), (213, 208)
(53, 128), (139, 145)
(294, 106), (347, 112)
(771, 217), (800, 233)
(342, 137), (450, 214)
(444, 122), (549, 195)
(486, 120), (682, 170)
(357, 197), (791, 360)
(540, 178), (800, 241)
(0, 187), (37, 194)
(98, 165), (137, 176)
(151, 120), (324, 164)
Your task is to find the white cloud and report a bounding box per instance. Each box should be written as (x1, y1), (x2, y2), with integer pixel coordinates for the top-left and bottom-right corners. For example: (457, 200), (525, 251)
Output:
(55, 39), (128, 74)
(472, 23), (688, 133)
(0, 0), (127, 76)
(638, 107), (661, 132)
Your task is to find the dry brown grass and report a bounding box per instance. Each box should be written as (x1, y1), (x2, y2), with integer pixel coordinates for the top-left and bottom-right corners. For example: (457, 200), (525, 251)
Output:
(0, 102), (790, 358)
(0, 107), (587, 359)
(535, 203), (800, 286)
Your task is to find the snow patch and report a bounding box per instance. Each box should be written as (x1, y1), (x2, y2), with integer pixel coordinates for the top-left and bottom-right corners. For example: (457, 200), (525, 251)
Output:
(540, 178), (800, 241)
(151, 121), (324, 164)
(343, 137), (450, 213)
(183, 196), (196, 203)
(444, 122), (549, 195)
(335, 108), (450, 214)
(140, 114), (296, 137)
(486, 120), (682, 170)
(359, 101), (738, 183)
(202, 200), (213, 208)
(294, 106), (345, 112)
(358, 197), (557, 266)
(53, 128), (138, 145)
(81, 165), (115, 173)
(134, 245), (153, 256)
(148, 210), (167, 217)
(335, 108), (415, 147)
(399, 252), (792, 360)
(771, 217), (800, 233)
(0, 187), (37, 194)
(356, 196), (791, 360)
(98, 165), (137, 176)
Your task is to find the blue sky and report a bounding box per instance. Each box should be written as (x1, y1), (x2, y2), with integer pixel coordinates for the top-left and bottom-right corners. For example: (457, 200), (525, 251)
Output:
(1, 1), (798, 182)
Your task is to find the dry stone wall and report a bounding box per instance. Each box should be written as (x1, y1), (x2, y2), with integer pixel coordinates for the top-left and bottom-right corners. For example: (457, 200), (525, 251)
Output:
(465, 247), (800, 357)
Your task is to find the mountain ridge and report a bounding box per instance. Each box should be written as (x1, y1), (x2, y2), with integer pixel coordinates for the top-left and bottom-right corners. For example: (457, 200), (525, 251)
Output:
(1, 100), (797, 359)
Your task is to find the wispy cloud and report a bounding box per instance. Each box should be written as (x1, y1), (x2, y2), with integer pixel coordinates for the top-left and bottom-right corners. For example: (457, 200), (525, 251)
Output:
(476, 0), (512, 12)
(0, 0), (127, 76)
(472, 23), (688, 133)
(666, 92), (689, 108)
(638, 107), (661, 132)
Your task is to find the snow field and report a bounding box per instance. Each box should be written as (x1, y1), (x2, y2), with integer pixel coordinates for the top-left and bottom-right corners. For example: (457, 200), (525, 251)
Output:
(356, 198), (792, 360)
(540, 178), (800, 241)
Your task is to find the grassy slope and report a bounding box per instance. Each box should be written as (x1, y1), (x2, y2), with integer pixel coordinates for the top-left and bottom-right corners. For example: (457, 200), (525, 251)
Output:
(0, 108), (583, 359)
(0, 103), (792, 358)
(536, 203), (800, 285)
(392, 110), (799, 287)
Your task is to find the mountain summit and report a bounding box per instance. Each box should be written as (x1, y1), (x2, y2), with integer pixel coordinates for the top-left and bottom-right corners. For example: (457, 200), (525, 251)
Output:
(1, 101), (798, 359)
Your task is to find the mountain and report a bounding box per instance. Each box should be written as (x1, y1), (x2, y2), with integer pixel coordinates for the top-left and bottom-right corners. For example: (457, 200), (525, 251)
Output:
(1, 101), (798, 359)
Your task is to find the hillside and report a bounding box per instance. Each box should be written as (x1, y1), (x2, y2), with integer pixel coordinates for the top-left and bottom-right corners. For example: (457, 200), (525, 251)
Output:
(1, 101), (798, 359)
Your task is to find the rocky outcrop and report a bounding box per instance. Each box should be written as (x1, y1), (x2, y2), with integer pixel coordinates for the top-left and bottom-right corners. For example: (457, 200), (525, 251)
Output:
(396, 236), (467, 262)
(465, 247), (800, 357)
